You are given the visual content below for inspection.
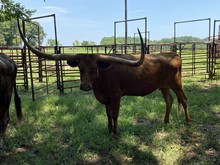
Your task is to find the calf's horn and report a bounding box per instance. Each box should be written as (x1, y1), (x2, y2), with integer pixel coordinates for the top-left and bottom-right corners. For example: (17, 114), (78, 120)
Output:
(17, 19), (77, 60)
(18, 19), (145, 65)
(99, 28), (145, 67)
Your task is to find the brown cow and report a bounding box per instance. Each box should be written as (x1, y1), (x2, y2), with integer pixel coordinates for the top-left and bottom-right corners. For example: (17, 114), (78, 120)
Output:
(18, 20), (190, 135)
(0, 53), (23, 147)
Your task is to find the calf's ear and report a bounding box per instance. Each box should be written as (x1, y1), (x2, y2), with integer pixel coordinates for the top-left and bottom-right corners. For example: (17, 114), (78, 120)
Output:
(67, 60), (79, 67)
(97, 61), (111, 70)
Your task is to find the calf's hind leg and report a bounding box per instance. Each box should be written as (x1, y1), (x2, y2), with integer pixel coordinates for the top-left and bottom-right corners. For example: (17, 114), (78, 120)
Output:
(171, 83), (191, 122)
(174, 90), (191, 122)
(160, 88), (174, 123)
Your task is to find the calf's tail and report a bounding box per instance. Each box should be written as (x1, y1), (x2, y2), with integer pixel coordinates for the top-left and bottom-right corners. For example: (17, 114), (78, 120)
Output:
(14, 84), (23, 124)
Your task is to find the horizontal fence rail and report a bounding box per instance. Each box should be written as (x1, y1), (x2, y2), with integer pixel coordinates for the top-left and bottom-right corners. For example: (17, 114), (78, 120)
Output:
(1, 41), (219, 99)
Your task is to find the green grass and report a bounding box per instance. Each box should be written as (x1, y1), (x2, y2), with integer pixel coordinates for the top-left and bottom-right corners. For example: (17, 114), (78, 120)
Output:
(0, 80), (220, 165)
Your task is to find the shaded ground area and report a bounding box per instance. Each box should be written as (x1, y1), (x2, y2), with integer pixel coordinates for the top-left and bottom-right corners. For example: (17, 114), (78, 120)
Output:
(0, 80), (219, 164)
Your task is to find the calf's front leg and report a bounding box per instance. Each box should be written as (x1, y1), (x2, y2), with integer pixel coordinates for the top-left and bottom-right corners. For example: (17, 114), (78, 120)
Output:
(105, 98), (120, 135)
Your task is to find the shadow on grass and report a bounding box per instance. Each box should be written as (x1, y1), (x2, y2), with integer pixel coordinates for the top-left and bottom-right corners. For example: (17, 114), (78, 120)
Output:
(177, 82), (220, 164)
(0, 81), (219, 164)
(0, 93), (159, 164)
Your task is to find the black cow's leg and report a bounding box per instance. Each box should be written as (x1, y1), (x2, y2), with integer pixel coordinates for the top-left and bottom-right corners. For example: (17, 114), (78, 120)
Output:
(160, 88), (173, 123)
(0, 93), (12, 147)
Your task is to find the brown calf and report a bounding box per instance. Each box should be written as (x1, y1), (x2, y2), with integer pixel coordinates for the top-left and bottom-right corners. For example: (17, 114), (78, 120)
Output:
(18, 20), (190, 135)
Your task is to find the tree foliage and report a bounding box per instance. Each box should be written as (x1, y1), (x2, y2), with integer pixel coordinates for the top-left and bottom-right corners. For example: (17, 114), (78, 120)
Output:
(154, 36), (205, 43)
(46, 38), (62, 46)
(0, 20), (17, 46)
(81, 40), (96, 46)
(72, 40), (96, 46)
(0, 0), (35, 21)
(24, 21), (46, 47)
(100, 36), (141, 45)
(0, 0), (47, 47)
(100, 36), (206, 45)
(72, 40), (81, 46)
(0, 33), (6, 45)
(0, 20), (46, 46)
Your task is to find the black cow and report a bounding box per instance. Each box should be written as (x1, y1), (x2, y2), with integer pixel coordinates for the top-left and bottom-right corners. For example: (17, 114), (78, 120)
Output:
(0, 53), (23, 147)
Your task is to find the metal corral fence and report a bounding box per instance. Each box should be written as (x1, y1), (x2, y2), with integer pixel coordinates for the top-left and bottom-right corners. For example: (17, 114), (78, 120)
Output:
(148, 42), (211, 78)
(0, 47), (28, 90)
(0, 41), (219, 100)
(149, 42), (220, 79)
